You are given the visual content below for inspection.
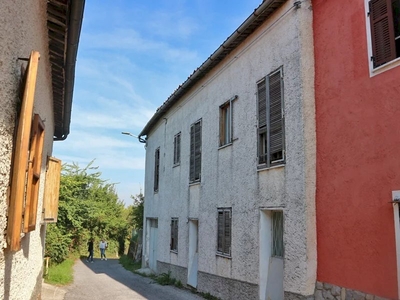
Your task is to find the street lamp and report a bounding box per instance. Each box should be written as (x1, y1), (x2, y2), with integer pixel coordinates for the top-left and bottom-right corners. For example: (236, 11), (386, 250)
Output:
(121, 131), (138, 138)
(121, 131), (146, 143)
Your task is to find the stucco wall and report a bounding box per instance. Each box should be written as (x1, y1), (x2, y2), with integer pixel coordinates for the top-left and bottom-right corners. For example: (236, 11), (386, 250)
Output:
(313, 0), (400, 299)
(0, 1), (55, 299)
(143, 0), (316, 298)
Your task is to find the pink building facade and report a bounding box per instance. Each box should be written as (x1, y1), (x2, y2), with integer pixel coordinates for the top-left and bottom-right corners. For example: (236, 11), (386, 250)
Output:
(313, 0), (400, 299)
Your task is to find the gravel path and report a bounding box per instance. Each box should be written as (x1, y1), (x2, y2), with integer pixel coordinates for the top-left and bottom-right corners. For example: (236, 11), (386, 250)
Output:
(63, 258), (204, 300)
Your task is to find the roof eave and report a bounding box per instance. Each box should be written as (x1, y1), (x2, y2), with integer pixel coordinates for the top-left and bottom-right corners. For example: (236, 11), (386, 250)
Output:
(139, 0), (287, 138)
(48, 0), (85, 141)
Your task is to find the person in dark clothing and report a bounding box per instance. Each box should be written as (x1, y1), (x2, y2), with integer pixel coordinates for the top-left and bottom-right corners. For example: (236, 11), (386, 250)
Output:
(87, 239), (94, 262)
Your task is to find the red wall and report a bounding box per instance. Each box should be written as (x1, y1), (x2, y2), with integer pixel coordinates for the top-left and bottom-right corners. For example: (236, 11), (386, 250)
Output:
(313, 0), (400, 298)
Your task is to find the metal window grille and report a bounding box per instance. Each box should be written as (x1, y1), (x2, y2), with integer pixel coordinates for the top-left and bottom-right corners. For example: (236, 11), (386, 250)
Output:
(170, 218), (178, 251)
(217, 208), (231, 256)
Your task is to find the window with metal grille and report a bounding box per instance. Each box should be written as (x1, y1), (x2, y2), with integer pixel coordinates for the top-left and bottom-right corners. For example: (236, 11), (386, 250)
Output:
(369, 0), (400, 68)
(272, 211), (284, 257)
(257, 68), (285, 167)
(173, 132), (181, 165)
(154, 148), (160, 192)
(170, 218), (178, 252)
(217, 208), (231, 256)
(219, 96), (237, 147)
(190, 120), (201, 183)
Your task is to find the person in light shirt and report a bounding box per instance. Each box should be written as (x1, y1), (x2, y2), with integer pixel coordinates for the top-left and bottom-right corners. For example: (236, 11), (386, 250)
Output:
(99, 239), (108, 260)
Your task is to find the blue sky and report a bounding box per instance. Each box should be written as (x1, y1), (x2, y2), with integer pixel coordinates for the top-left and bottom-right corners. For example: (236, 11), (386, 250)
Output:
(53, 0), (263, 206)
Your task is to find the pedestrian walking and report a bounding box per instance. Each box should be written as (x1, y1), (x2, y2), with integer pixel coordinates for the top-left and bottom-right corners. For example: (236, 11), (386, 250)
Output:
(99, 239), (107, 260)
(87, 239), (94, 262)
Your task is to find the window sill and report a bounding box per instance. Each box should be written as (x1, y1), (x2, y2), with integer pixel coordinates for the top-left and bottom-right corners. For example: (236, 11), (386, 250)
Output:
(170, 250), (178, 254)
(257, 163), (285, 172)
(216, 253), (231, 259)
(189, 181), (201, 186)
(173, 163), (180, 168)
(370, 57), (400, 77)
(218, 142), (232, 150)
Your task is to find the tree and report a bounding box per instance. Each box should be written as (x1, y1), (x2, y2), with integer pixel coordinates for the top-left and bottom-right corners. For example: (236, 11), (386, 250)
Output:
(45, 161), (130, 263)
(129, 193), (144, 230)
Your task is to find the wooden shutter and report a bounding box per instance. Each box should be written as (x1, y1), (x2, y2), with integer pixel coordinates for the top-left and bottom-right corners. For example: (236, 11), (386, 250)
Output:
(176, 133), (181, 163)
(268, 70), (284, 163)
(190, 121), (201, 182)
(43, 157), (62, 223)
(257, 80), (267, 128)
(194, 122), (201, 181)
(369, 0), (396, 67)
(23, 114), (45, 232)
(7, 51), (40, 251)
(174, 133), (181, 165)
(154, 148), (159, 192)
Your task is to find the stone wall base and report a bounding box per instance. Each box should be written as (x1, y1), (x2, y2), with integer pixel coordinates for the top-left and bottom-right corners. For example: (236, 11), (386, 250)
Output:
(197, 271), (258, 300)
(315, 281), (391, 300)
(156, 261), (188, 286)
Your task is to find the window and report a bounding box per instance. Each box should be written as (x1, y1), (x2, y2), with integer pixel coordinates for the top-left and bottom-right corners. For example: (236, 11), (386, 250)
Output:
(217, 208), (231, 256)
(7, 51), (40, 251)
(190, 120), (202, 183)
(154, 148), (160, 192)
(170, 218), (178, 252)
(219, 96), (237, 147)
(257, 68), (285, 167)
(173, 132), (181, 165)
(368, 0), (400, 68)
(272, 211), (284, 257)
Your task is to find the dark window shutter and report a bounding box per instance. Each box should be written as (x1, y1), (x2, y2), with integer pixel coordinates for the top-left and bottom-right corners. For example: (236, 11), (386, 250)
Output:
(217, 211), (224, 252)
(369, 0), (396, 67)
(190, 121), (201, 182)
(257, 80), (267, 128)
(177, 134), (181, 163)
(154, 148), (159, 191)
(224, 210), (231, 255)
(190, 125), (195, 181)
(268, 71), (284, 163)
(194, 122), (201, 180)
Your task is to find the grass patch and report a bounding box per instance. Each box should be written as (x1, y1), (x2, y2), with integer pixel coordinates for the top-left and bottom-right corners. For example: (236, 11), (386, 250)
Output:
(44, 257), (75, 285)
(119, 254), (142, 273)
(199, 292), (221, 300)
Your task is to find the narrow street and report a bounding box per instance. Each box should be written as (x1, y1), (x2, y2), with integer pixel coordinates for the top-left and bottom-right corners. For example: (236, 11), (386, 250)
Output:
(46, 258), (205, 300)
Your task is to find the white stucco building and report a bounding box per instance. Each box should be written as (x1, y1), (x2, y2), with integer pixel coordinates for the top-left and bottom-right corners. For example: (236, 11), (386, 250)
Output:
(139, 0), (316, 299)
(0, 1), (84, 299)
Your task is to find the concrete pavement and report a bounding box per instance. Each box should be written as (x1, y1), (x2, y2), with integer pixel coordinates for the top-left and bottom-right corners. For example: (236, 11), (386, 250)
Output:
(42, 258), (205, 300)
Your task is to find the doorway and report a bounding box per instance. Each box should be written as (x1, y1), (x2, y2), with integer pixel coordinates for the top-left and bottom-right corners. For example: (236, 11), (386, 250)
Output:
(259, 209), (284, 300)
(187, 219), (198, 288)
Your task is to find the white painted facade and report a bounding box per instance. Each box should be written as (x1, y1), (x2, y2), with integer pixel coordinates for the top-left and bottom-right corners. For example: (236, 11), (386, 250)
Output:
(141, 1), (316, 299)
(0, 1), (82, 299)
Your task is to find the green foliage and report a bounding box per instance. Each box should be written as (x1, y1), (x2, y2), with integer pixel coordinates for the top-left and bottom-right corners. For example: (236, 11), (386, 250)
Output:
(175, 280), (182, 288)
(155, 271), (175, 286)
(45, 161), (133, 264)
(44, 257), (75, 285)
(119, 254), (142, 272)
(128, 193), (144, 230)
(200, 292), (221, 300)
(45, 224), (71, 263)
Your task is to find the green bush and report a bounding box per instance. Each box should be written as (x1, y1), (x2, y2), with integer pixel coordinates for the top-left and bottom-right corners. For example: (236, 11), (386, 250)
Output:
(45, 224), (71, 264)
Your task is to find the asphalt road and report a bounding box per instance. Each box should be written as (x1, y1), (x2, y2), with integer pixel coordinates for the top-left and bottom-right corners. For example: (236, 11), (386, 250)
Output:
(60, 258), (205, 300)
